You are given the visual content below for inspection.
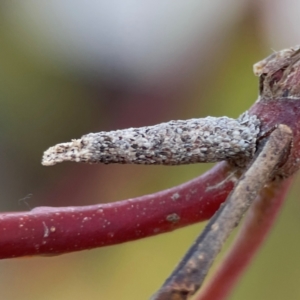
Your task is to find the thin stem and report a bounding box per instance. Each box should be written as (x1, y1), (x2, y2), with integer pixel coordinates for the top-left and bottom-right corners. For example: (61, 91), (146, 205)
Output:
(196, 177), (293, 300)
(151, 124), (292, 300)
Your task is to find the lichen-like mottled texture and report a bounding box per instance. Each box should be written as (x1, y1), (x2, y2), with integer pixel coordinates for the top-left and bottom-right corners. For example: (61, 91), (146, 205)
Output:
(42, 112), (260, 167)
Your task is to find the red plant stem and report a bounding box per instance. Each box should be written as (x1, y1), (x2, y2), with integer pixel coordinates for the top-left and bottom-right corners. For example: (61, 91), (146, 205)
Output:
(196, 177), (293, 300)
(0, 161), (237, 259)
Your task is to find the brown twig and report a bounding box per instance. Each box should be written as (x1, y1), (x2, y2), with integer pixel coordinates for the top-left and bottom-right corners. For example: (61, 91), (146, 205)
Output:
(196, 177), (293, 300)
(151, 124), (292, 300)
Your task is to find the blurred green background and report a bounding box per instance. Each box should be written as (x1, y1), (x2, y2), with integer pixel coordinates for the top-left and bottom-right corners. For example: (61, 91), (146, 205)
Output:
(1, 1), (300, 299)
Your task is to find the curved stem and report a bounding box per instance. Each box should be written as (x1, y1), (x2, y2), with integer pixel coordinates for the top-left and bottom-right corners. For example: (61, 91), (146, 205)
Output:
(0, 162), (236, 259)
